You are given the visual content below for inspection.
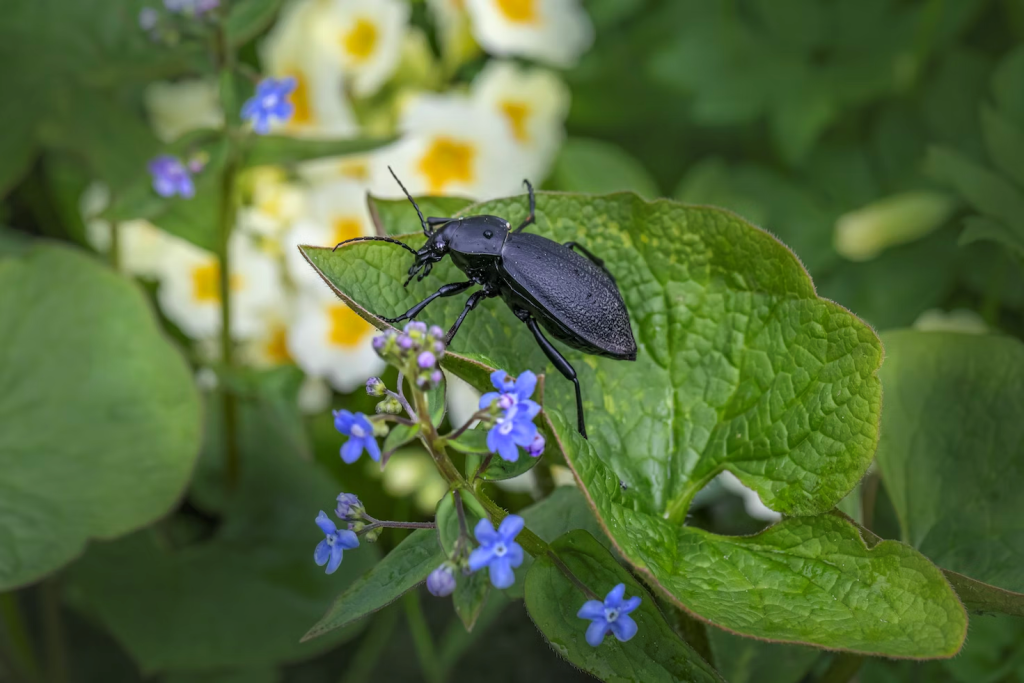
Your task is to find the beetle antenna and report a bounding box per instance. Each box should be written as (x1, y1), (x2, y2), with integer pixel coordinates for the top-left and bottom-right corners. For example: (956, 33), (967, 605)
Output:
(388, 166), (430, 237)
(332, 235), (418, 256)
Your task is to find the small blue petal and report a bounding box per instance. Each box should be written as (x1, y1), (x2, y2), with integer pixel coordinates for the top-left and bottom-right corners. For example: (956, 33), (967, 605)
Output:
(489, 369), (512, 391)
(479, 391), (501, 409)
(586, 619), (609, 647)
(577, 600), (605, 620)
(334, 409), (355, 433)
(497, 514), (525, 541)
(340, 438), (364, 464)
(326, 542), (345, 574)
(608, 613), (638, 642)
(314, 539), (330, 566)
(364, 436), (381, 462)
(488, 557), (516, 589)
(336, 529), (360, 550)
(315, 511), (337, 536)
(605, 583), (626, 609)
(505, 542), (524, 568)
(473, 517), (498, 545)
(620, 595), (642, 615)
(467, 546), (493, 572)
(513, 371), (537, 400)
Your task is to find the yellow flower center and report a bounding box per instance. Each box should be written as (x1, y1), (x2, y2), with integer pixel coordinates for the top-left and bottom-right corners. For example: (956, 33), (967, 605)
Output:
(327, 304), (372, 348)
(495, 0), (537, 23)
(332, 217), (365, 246)
(340, 160), (370, 181)
(263, 325), (292, 364)
(285, 69), (312, 126)
(344, 18), (378, 62)
(191, 263), (241, 303)
(417, 137), (476, 193)
(500, 101), (531, 142)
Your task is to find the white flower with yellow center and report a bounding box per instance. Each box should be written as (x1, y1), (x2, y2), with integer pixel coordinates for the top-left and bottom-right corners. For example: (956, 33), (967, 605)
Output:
(427, 0), (479, 70)
(287, 287), (386, 393)
(314, 0), (409, 97)
(144, 78), (224, 143)
(238, 166), (307, 237)
(261, 0), (359, 137)
(80, 183), (168, 279)
(464, 0), (594, 68)
(283, 179), (375, 291)
(371, 93), (522, 200)
(472, 60), (569, 182)
(239, 313), (296, 368)
(155, 232), (285, 341)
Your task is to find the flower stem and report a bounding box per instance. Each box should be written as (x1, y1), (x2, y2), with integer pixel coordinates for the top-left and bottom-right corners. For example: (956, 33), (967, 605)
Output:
(445, 408), (489, 442)
(358, 520), (437, 536)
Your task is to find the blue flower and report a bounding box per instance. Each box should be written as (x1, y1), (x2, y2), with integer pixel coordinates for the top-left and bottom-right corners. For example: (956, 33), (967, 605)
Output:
(426, 562), (457, 597)
(333, 410), (380, 463)
(577, 583), (642, 646)
(480, 369), (538, 411)
(480, 369), (542, 462)
(148, 155), (194, 199)
(241, 77), (297, 135)
(468, 515), (525, 589)
(314, 511), (359, 574)
(335, 492), (364, 520)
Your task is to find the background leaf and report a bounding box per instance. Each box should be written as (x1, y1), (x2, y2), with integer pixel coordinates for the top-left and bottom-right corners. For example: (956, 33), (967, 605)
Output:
(0, 244), (201, 590)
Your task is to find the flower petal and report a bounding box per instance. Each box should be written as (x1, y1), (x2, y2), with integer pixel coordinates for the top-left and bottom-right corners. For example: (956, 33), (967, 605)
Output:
(497, 514), (525, 541)
(334, 409), (355, 433)
(488, 557), (516, 589)
(489, 369), (511, 391)
(326, 542), (345, 574)
(336, 529), (360, 550)
(577, 600), (606, 620)
(506, 541), (524, 568)
(468, 545), (494, 572)
(315, 510), (337, 536)
(519, 399), (542, 420)
(514, 371), (537, 400)
(497, 436), (519, 462)
(510, 419), (538, 447)
(479, 391), (501, 409)
(363, 436), (381, 463)
(586, 619), (609, 647)
(474, 517), (498, 545)
(314, 539), (330, 566)
(609, 613), (638, 642)
(605, 583), (626, 609)
(340, 438), (364, 464)
(620, 596), (642, 615)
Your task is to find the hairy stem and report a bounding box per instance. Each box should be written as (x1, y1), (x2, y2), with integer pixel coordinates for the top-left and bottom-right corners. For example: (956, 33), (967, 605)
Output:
(358, 520), (437, 536)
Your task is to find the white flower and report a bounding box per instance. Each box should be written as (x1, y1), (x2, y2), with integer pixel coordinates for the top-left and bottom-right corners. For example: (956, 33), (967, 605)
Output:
(297, 154), (374, 187)
(471, 60), (569, 182)
(283, 179), (375, 292)
(444, 371), (482, 431)
(371, 93), (522, 200)
(297, 375), (334, 414)
(155, 232), (285, 341)
(465, 0), (594, 68)
(238, 167), (307, 237)
(834, 191), (957, 262)
(80, 183), (168, 279)
(287, 287), (386, 392)
(239, 314), (295, 368)
(314, 0), (409, 97)
(717, 471), (782, 523)
(144, 78), (224, 143)
(427, 0), (478, 70)
(261, 0), (359, 137)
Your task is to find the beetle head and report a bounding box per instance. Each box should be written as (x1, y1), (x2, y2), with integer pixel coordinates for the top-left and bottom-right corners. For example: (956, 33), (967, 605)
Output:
(405, 222), (456, 285)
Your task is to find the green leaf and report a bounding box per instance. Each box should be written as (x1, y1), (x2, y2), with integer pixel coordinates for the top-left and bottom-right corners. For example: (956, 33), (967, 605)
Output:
(436, 490), (487, 557)
(65, 373), (377, 672)
(226, 0), (284, 46)
(0, 104), (36, 199)
(875, 332), (1024, 595)
(958, 216), (1024, 254)
(942, 569), (1024, 618)
(302, 529), (443, 642)
(707, 631), (818, 683)
(926, 146), (1024, 238)
(980, 105), (1024, 189)
(549, 139), (660, 198)
(991, 45), (1024, 128)
(452, 567), (491, 632)
(524, 530), (724, 683)
(368, 195), (475, 236)
(0, 244), (201, 590)
(554, 409), (967, 657)
(242, 136), (397, 169)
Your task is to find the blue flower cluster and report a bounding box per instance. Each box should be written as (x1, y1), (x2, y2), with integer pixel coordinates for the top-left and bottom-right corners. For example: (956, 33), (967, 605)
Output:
(577, 584), (642, 646)
(241, 77), (297, 135)
(480, 370), (545, 462)
(468, 515), (525, 589)
(372, 322), (445, 389)
(313, 492), (366, 575)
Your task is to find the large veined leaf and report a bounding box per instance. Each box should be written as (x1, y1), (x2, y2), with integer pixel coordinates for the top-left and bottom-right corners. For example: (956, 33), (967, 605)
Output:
(876, 331), (1024, 595)
(299, 192), (966, 657)
(525, 530), (724, 683)
(0, 244), (201, 590)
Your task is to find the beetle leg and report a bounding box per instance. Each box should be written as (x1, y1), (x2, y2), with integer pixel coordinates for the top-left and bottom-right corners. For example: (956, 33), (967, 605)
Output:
(381, 281), (474, 324)
(565, 241), (617, 286)
(444, 288), (495, 344)
(513, 179), (536, 233)
(523, 315), (587, 438)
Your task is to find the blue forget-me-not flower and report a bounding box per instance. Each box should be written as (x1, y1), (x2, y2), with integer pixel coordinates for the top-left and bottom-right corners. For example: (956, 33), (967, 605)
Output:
(148, 155), (195, 199)
(334, 410), (380, 464)
(468, 515), (525, 589)
(480, 370), (542, 462)
(241, 77), (297, 134)
(314, 511), (359, 575)
(577, 583), (642, 646)
(426, 562), (458, 597)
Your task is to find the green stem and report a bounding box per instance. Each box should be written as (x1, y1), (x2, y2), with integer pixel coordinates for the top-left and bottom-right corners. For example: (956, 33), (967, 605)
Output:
(109, 221), (121, 271)
(0, 592), (40, 683)
(402, 591), (442, 683)
(817, 653), (864, 683)
(40, 580), (67, 683)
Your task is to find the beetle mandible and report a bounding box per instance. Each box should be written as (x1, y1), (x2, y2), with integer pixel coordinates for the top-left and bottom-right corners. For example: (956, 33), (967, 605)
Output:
(334, 168), (637, 438)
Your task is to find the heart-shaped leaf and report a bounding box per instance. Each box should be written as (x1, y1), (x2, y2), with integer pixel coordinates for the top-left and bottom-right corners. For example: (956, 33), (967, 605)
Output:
(0, 245), (201, 590)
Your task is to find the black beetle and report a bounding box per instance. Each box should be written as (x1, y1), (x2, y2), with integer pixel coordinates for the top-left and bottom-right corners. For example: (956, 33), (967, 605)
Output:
(335, 168), (636, 438)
